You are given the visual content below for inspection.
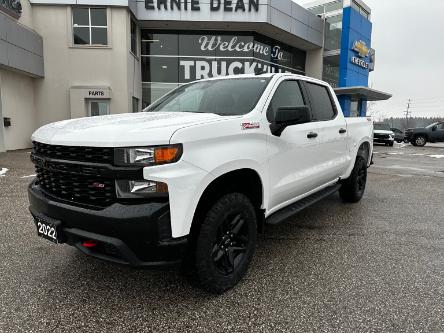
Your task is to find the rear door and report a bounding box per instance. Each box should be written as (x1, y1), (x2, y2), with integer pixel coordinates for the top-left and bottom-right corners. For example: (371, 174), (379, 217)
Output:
(302, 81), (349, 185)
(266, 79), (323, 212)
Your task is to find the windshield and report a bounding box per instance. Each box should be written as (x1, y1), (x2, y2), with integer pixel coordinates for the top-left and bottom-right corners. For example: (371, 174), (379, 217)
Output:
(374, 123), (391, 131)
(145, 78), (270, 116)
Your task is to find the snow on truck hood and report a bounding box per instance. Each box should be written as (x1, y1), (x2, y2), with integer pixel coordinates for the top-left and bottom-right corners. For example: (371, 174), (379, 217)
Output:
(32, 112), (225, 147)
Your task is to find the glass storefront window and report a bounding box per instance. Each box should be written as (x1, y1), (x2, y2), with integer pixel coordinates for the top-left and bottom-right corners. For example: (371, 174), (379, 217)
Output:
(350, 101), (359, 117)
(141, 31), (307, 106)
(308, 1), (343, 15)
(323, 55), (340, 88)
(309, 6), (325, 15)
(351, 1), (370, 20)
(141, 57), (179, 83)
(141, 32), (178, 56)
(324, 14), (342, 52)
(324, 0), (343, 13)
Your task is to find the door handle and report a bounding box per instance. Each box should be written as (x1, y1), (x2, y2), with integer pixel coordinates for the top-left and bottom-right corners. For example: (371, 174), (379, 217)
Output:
(307, 132), (318, 139)
(339, 128), (347, 134)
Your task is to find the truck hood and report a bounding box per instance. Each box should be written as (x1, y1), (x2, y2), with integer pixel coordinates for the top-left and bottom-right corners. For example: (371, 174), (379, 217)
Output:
(373, 130), (394, 135)
(32, 112), (226, 147)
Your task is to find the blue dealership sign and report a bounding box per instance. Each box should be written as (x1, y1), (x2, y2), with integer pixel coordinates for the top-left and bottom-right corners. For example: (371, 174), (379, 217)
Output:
(339, 6), (372, 88)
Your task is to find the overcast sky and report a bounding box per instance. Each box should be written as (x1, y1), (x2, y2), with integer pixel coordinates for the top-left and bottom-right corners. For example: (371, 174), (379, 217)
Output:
(296, 0), (444, 119)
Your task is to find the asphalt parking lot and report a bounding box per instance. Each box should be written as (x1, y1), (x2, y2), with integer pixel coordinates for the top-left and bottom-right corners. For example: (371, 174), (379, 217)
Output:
(0, 144), (443, 332)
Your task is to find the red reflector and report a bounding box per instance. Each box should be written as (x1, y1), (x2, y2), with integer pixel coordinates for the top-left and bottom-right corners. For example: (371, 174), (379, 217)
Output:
(82, 240), (98, 248)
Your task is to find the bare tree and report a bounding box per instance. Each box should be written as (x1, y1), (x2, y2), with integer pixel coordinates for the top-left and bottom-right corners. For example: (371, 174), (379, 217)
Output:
(367, 101), (385, 121)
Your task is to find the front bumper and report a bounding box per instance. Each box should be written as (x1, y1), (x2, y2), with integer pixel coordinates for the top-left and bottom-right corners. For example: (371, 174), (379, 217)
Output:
(28, 182), (188, 267)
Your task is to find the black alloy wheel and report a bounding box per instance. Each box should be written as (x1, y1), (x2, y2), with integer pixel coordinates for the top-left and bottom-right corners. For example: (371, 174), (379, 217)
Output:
(212, 213), (249, 276)
(194, 193), (257, 293)
(356, 161), (367, 193)
(339, 155), (367, 203)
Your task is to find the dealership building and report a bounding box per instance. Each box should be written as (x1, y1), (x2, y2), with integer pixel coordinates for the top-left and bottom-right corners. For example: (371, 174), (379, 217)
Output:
(0, 0), (390, 152)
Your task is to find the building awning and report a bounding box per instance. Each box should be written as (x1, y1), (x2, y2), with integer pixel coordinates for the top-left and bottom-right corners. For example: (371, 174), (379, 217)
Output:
(334, 86), (392, 101)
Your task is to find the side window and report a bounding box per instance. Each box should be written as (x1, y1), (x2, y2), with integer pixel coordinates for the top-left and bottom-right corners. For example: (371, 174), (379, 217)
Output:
(88, 100), (109, 116)
(305, 82), (336, 121)
(267, 80), (305, 122)
(438, 123), (444, 130)
(73, 7), (108, 46)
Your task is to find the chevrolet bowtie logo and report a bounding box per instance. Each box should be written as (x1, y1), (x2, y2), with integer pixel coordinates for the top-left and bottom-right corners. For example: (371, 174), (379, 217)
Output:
(352, 40), (370, 58)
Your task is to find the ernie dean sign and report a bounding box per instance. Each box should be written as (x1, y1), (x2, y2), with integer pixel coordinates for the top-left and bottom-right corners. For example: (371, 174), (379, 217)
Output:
(145, 0), (260, 12)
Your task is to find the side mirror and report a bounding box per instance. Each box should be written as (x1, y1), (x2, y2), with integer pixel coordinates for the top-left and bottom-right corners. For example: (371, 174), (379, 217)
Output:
(432, 126), (437, 131)
(270, 106), (311, 136)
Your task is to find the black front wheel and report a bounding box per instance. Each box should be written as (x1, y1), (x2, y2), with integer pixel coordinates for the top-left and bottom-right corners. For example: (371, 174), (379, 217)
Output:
(194, 193), (257, 293)
(339, 155), (367, 203)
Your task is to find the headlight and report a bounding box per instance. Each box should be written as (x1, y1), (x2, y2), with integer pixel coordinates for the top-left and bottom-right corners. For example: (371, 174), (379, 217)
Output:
(115, 144), (182, 166)
(116, 179), (168, 198)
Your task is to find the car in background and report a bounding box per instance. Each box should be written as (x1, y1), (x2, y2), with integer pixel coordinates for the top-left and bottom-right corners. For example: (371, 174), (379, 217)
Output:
(390, 128), (406, 143)
(373, 122), (395, 146)
(405, 122), (444, 147)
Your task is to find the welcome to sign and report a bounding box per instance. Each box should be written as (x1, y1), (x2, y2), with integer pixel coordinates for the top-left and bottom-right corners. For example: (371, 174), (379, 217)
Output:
(145, 0), (260, 12)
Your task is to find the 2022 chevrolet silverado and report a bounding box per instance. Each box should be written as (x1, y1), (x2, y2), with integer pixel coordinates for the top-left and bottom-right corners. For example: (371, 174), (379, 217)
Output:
(28, 73), (373, 293)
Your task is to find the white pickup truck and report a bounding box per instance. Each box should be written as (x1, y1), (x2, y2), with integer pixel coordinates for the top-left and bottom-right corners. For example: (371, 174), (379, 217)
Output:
(28, 73), (373, 293)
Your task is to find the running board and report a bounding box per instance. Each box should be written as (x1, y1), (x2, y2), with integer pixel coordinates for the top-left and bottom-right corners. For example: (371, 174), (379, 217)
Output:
(266, 184), (341, 225)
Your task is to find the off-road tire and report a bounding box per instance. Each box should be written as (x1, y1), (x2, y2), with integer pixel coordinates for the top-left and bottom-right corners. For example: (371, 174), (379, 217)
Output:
(339, 156), (367, 203)
(194, 193), (257, 294)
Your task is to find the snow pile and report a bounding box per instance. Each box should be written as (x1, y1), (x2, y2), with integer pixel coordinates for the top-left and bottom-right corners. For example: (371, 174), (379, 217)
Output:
(0, 168), (9, 177)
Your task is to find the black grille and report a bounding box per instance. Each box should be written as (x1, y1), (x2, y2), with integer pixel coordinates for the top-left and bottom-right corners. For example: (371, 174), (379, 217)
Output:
(33, 141), (113, 164)
(36, 166), (115, 207)
(374, 134), (389, 139)
(32, 142), (117, 207)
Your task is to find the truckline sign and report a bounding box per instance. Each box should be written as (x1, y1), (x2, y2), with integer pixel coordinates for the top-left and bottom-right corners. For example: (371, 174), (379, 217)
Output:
(141, 33), (305, 84)
(179, 34), (301, 80)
